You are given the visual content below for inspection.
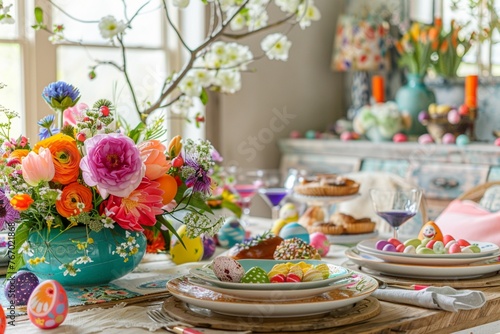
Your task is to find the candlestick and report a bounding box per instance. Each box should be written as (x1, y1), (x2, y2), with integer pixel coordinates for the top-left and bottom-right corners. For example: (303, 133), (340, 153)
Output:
(372, 75), (385, 103)
(465, 75), (478, 109)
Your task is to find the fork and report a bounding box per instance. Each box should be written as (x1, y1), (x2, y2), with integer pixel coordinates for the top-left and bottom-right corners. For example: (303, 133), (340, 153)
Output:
(147, 309), (203, 334)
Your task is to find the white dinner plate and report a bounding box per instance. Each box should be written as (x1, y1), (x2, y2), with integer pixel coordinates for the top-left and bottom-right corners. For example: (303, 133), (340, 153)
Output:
(188, 276), (352, 301)
(167, 271), (378, 318)
(358, 247), (500, 266)
(326, 231), (379, 245)
(357, 239), (500, 259)
(346, 248), (500, 279)
(189, 259), (350, 290)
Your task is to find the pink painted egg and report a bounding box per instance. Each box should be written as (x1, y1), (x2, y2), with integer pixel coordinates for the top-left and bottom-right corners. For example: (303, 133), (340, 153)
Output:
(495, 138), (500, 146)
(309, 232), (330, 256)
(418, 134), (434, 144)
(447, 109), (461, 124)
(393, 133), (408, 143)
(442, 133), (455, 144)
(289, 130), (302, 139)
(27, 280), (68, 329)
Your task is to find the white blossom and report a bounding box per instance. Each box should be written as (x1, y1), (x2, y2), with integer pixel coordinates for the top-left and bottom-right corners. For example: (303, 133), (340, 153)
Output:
(215, 71), (241, 94)
(98, 15), (126, 40)
(18, 241), (34, 256)
(275, 0), (300, 13)
(247, 5), (269, 31)
(230, 12), (246, 31)
(261, 33), (292, 61)
(297, 0), (321, 30)
(189, 69), (214, 87)
(179, 75), (202, 97)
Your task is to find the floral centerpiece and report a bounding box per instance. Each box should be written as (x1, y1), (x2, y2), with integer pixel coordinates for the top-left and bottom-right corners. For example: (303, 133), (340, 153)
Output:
(0, 81), (223, 281)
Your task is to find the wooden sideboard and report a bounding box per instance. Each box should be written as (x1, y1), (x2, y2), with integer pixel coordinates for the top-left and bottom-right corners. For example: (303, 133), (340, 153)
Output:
(278, 139), (500, 219)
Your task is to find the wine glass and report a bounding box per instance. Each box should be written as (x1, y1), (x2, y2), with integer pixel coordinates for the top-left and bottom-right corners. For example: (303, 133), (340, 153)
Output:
(370, 188), (423, 240)
(227, 168), (264, 226)
(256, 169), (291, 220)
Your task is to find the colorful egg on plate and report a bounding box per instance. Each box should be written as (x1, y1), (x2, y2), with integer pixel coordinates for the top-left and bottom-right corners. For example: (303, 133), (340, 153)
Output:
(170, 225), (204, 264)
(27, 280), (68, 329)
(4, 270), (40, 306)
(217, 217), (246, 248)
(418, 221), (443, 242)
(201, 234), (217, 260)
(279, 222), (310, 243)
(309, 232), (330, 256)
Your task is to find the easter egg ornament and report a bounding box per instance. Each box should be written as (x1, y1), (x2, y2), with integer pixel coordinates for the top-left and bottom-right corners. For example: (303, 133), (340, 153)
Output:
(4, 270), (40, 306)
(279, 203), (299, 222)
(170, 225), (204, 264)
(309, 232), (330, 256)
(27, 280), (68, 330)
(217, 217), (246, 248)
(201, 234), (217, 260)
(418, 221), (443, 242)
(279, 222), (310, 243)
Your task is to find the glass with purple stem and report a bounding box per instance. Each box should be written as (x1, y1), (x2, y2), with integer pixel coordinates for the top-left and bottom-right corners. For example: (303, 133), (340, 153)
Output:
(370, 188), (423, 240)
(256, 169), (291, 220)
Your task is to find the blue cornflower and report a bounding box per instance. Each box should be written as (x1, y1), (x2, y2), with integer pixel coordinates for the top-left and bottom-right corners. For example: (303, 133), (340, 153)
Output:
(37, 114), (60, 140)
(42, 81), (81, 110)
(0, 188), (20, 230)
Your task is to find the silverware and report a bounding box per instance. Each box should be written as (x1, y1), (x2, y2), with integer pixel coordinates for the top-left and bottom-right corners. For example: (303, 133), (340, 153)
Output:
(147, 309), (203, 334)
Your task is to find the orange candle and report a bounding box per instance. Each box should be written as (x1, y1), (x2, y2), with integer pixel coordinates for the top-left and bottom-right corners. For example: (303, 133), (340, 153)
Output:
(372, 75), (385, 103)
(465, 75), (478, 108)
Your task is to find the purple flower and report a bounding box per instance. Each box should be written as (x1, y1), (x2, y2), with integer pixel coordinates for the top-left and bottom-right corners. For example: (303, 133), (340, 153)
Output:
(80, 133), (145, 199)
(0, 188), (19, 230)
(184, 157), (212, 195)
(211, 148), (223, 162)
(42, 81), (81, 111)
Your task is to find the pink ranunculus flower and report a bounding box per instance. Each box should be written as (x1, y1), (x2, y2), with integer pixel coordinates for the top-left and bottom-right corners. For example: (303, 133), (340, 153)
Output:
(63, 102), (88, 126)
(21, 147), (55, 186)
(102, 178), (164, 231)
(137, 139), (170, 180)
(80, 133), (145, 199)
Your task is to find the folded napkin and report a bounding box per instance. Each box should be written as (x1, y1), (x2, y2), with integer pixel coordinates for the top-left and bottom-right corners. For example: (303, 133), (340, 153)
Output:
(372, 286), (486, 312)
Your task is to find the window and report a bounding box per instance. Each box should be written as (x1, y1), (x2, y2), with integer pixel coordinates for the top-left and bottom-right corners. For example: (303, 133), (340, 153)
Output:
(0, 0), (196, 142)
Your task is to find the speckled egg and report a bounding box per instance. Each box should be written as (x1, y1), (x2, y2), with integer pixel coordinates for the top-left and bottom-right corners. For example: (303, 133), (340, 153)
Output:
(4, 270), (40, 306)
(309, 232), (330, 256)
(279, 222), (310, 243)
(201, 234), (217, 260)
(456, 134), (470, 146)
(279, 203), (299, 222)
(212, 256), (245, 282)
(170, 225), (204, 264)
(217, 217), (246, 249)
(27, 280), (68, 329)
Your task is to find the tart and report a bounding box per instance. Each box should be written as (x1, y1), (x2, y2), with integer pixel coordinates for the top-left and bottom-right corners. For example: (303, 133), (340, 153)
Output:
(294, 176), (360, 196)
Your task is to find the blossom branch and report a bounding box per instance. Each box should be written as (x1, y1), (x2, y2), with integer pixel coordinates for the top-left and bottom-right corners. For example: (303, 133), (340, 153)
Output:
(222, 13), (296, 40)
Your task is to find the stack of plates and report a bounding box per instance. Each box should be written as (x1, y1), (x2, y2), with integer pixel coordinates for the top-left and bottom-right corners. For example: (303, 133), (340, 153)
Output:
(346, 239), (500, 279)
(167, 259), (378, 318)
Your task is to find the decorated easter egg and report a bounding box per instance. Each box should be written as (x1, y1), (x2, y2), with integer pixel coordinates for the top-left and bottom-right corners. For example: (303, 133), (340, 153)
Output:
(271, 219), (291, 236)
(393, 133), (408, 143)
(170, 225), (204, 264)
(217, 217), (246, 248)
(495, 138), (500, 146)
(0, 305), (5, 334)
(418, 134), (434, 144)
(305, 130), (317, 139)
(456, 134), (470, 146)
(212, 256), (244, 282)
(279, 222), (310, 243)
(447, 109), (461, 124)
(279, 203), (299, 222)
(418, 221), (443, 242)
(201, 234), (217, 260)
(442, 133), (455, 144)
(27, 280), (68, 329)
(289, 130), (302, 139)
(309, 232), (330, 256)
(4, 270), (40, 306)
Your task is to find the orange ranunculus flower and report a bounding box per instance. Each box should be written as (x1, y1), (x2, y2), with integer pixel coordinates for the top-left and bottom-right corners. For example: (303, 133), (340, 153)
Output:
(167, 135), (182, 158)
(137, 139), (170, 180)
(10, 194), (34, 211)
(34, 133), (81, 185)
(156, 174), (178, 205)
(9, 149), (30, 161)
(56, 182), (93, 218)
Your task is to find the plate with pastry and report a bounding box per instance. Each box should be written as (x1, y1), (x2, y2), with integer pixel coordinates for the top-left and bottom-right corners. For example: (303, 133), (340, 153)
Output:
(294, 175), (360, 197)
(189, 257), (351, 290)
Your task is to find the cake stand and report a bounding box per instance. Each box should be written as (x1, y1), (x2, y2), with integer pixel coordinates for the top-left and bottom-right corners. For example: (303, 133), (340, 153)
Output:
(292, 193), (361, 220)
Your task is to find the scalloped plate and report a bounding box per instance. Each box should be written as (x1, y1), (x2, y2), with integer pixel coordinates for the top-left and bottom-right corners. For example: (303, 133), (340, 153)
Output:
(189, 259), (350, 290)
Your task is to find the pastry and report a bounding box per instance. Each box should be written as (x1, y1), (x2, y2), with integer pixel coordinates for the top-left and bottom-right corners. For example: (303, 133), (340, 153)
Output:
(342, 217), (376, 234)
(298, 206), (324, 228)
(273, 237), (321, 260)
(227, 232), (284, 260)
(294, 175), (360, 196)
(309, 221), (344, 235)
(330, 212), (357, 226)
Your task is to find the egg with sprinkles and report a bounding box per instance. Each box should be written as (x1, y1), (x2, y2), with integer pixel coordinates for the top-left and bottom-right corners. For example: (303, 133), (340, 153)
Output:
(27, 280), (68, 329)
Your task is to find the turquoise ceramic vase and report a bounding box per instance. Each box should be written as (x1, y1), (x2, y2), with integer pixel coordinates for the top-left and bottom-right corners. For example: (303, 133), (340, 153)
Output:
(395, 73), (436, 136)
(23, 225), (146, 286)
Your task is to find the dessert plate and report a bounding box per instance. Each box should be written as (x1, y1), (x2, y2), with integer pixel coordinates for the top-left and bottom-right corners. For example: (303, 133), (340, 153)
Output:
(346, 248), (500, 279)
(167, 271), (377, 318)
(188, 276), (352, 301)
(358, 247), (500, 266)
(357, 239), (500, 259)
(189, 259), (350, 290)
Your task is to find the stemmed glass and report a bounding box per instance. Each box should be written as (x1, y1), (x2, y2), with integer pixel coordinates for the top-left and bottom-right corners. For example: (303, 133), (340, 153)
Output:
(256, 169), (291, 220)
(370, 188), (423, 240)
(228, 168), (264, 226)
